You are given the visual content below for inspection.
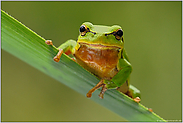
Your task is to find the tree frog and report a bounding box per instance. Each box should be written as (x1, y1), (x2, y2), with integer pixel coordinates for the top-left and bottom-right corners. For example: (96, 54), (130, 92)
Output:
(45, 22), (140, 101)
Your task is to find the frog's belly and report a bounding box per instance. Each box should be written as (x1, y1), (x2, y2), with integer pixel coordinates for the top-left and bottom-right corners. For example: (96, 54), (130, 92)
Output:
(74, 45), (119, 80)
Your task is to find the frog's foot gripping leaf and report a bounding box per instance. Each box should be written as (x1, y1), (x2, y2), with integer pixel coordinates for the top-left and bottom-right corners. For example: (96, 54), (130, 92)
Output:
(45, 40), (64, 62)
(45, 40), (53, 45)
(148, 108), (153, 112)
(45, 40), (76, 62)
(124, 90), (141, 103)
(133, 97), (141, 103)
(53, 48), (75, 62)
(53, 49), (63, 62)
(87, 79), (107, 99)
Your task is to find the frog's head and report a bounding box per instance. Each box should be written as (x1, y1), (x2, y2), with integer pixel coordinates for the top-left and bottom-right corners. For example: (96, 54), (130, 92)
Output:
(77, 22), (124, 49)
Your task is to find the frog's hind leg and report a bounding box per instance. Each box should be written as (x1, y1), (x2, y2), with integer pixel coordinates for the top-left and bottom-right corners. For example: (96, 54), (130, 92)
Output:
(87, 79), (106, 99)
(128, 85), (141, 99)
(117, 81), (141, 103)
(117, 80), (131, 97)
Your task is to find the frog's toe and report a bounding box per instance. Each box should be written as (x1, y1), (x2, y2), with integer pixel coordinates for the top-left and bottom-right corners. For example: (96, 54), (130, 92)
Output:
(45, 40), (53, 45)
(86, 93), (92, 98)
(98, 93), (104, 99)
(53, 57), (60, 62)
(71, 58), (76, 62)
(98, 85), (107, 99)
(133, 97), (141, 103)
(148, 108), (153, 112)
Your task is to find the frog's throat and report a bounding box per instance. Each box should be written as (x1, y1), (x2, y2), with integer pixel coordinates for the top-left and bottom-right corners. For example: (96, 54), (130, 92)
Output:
(77, 42), (122, 50)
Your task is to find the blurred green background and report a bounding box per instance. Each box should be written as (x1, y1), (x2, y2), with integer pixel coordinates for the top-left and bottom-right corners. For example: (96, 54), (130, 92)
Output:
(1, 1), (182, 122)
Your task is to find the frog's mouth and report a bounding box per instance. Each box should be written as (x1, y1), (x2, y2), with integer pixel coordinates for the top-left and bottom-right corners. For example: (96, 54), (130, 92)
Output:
(79, 42), (122, 50)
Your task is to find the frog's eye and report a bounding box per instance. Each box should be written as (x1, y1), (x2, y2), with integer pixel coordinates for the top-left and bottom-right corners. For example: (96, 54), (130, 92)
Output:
(115, 29), (123, 40)
(79, 25), (89, 36)
(116, 29), (123, 37)
(80, 25), (86, 32)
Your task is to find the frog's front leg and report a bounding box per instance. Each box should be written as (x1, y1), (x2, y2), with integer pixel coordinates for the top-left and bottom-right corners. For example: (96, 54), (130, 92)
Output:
(111, 58), (132, 87)
(87, 79), (104, 98)
(45, 39), (77, 62)
(87, 79), (109, 99)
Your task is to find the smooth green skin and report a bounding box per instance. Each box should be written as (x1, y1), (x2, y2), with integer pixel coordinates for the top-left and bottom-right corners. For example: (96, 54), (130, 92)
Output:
(57, 22), (140, 98)
(77, 22), (124, 47)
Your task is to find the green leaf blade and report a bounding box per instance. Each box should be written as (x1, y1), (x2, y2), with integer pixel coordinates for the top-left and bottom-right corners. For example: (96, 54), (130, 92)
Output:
(1, 10), (166, 122)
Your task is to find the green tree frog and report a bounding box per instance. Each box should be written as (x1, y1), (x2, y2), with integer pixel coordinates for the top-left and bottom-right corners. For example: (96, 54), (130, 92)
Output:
(45, 22), (141, 102)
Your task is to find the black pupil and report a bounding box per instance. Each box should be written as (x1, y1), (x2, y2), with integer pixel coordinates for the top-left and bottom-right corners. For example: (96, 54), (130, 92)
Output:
(116, 29), (123, 37)
(80, 25), (86, 32)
